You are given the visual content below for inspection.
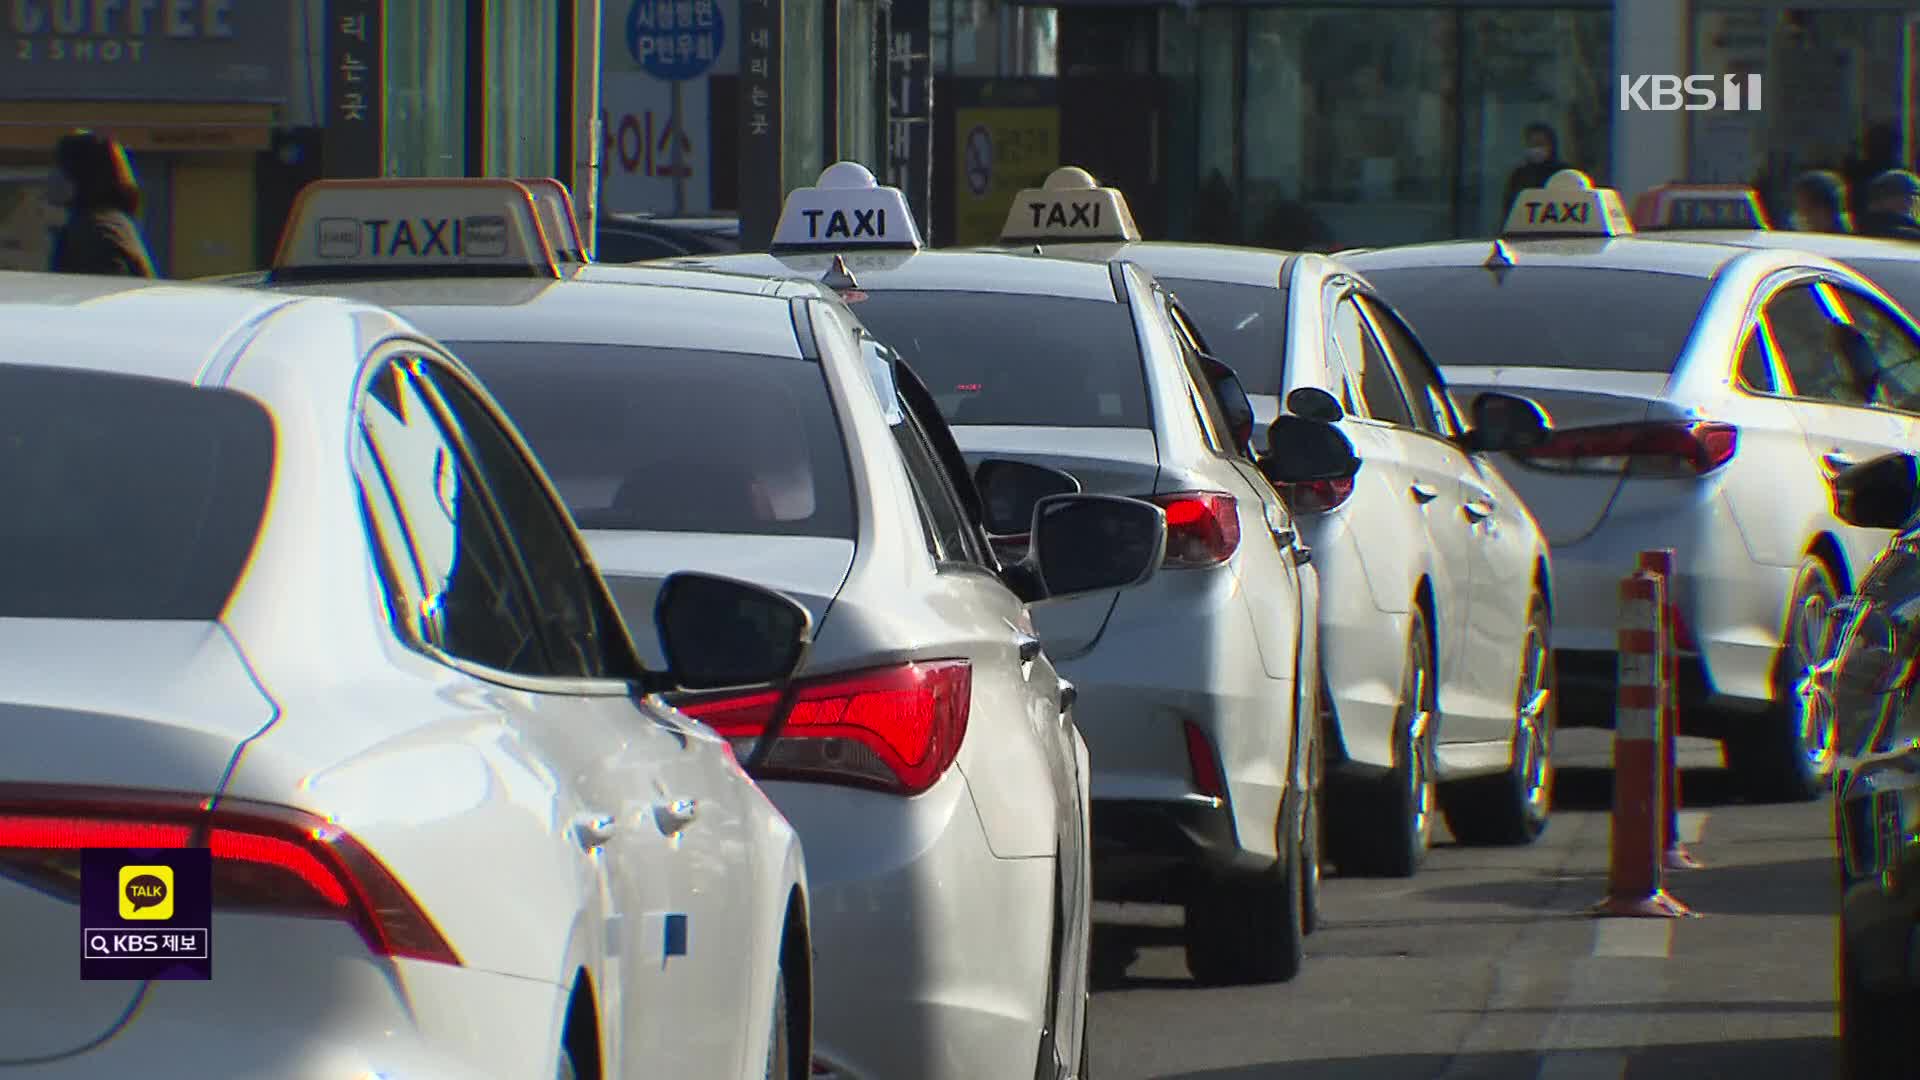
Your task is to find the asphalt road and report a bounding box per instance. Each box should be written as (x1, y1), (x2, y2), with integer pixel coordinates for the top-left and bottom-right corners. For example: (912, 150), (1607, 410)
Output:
(1088, 729), (1839, 1080)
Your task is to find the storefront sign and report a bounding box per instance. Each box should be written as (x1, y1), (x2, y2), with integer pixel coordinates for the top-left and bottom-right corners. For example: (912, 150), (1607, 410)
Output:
(626, 0), (724, 82)
(886, 0), (933, 242)
(951, 106), (1058, 245)
(736, 0), (782, 248)
(1, 0), (288, 102)
(323, 0), (385, 179)
(600, 70), (711, 212)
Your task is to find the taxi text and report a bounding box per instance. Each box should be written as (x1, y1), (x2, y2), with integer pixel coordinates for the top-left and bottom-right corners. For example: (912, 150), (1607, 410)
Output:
(316, 215), (510, 260)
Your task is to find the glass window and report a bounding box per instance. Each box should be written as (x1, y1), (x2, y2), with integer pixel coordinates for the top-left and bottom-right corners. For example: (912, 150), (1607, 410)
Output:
(358, 360), (548, 676)
(1831, 286), (1920, 413)
(891, 403), (981, 565)
(1332, 296), (1410, 426)
(418, 361), (630, 681)
(1160, 277), (1288, 396)
(1363, 296), (1458, 438)
(1461, 10), (1614, 236)
(1360, 266), (1714, 374)
(1764, 283), (1868, 406)
(1738, 328), (1775, 392)
(1849, 260), (1920, 322)
(486, 0), (560, 177)
(1163, 302), (1234, 454)
(449, 341), (857, 538)
(849, 291), (1153, 428)
(837, 0), (883, 166)
(384, 0), (468, 176)
(0, 366), (273, 620)
(1243, 9), (1457, 250)
(1159, 9), (1239, 242)
(783, 0), (828, 194)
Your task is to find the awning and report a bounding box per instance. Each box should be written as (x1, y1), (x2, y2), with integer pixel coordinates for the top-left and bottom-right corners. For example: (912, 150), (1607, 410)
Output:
(0, 102), (277, 152)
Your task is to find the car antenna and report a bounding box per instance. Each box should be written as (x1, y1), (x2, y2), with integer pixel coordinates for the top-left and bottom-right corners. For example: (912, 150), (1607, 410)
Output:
(1483, 238), (1515, 285)
(823, 254), (859, 290)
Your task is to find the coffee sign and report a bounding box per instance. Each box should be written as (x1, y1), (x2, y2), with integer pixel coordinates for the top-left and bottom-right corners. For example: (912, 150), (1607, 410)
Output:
(3, 0), (290, 102)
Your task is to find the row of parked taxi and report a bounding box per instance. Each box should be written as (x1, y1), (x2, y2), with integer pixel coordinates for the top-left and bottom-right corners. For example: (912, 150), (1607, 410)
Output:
(6, 162), (1920, 1079)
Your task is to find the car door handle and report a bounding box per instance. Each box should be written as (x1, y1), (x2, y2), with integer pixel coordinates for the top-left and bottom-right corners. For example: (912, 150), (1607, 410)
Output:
(571, 812), (618, 851)
(1057, 678), (1077, 717)
(1016, 632), (1044, 664)
(652, 798), (699, 837)
(1410, 482), (1439, 504)
(1291, 543), (1313, 567)
(1825, 451), (1858, 473)
(1464, 499), (1496, 522)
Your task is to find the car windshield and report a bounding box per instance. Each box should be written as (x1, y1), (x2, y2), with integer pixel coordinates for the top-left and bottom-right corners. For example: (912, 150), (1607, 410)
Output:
(0, 365), (275, 619)
(846, 290), (1152, 428)
(1848, 259), (1920, 323)
(449, 341), (857, 538)
(1159, 278), (1289, 395)
(1359, 265), (1714, 373)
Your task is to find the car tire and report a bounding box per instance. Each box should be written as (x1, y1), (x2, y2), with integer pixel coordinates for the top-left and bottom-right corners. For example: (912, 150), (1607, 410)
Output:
(1332, 608), (1437, 879)
(765, 963), (791, 1080)
(1840, 939), (1914, 1079)
(1441, 596), (1554, 846)
(1182, 804), (1305, 986)
(1724, 556), (1838, 803)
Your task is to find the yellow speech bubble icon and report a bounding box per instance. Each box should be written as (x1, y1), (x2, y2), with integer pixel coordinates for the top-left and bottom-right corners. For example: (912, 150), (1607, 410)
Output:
(118, 865), (174, 921)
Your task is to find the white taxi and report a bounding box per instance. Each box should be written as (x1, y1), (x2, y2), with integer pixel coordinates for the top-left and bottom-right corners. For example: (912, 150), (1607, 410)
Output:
(984, 167), (1561, 874)
(1347, 169), (1920, 801)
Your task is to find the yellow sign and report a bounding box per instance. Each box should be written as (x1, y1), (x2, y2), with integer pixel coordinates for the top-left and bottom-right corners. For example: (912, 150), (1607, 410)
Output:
(953, 107), (1060, 246)
(118, 865), (174, 921)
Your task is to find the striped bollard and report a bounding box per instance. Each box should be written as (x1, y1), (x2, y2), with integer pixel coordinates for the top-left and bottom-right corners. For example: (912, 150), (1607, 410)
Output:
(1637, 549), (1703, 871)
(1593, 570), (1693, 918)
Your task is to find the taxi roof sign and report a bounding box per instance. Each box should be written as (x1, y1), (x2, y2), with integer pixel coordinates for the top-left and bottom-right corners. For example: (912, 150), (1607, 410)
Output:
(999, 166), (1142, 244)
(1629, 183), (1771, 231)
(1501, 169), (1634, 238)
(269, 178), (561, 281)
(516, 177), (588, 261)
(771, 162), (923, 252)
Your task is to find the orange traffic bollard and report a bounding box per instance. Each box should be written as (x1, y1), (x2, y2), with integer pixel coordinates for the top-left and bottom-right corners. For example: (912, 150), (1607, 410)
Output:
(1637, 549), (1703, 872)
(1592, 569), (1693, 919)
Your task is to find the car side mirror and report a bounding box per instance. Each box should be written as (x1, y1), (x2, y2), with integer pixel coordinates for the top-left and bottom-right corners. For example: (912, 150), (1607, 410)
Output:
(1286, 385), (1345, 422)
(1258, 416), (1362, 485)
(1832, 452), (1920, 531)
(976, 458), (1081, 536)
(1025, 494), (1168, 600)
(1465, 392), (1552, 454)
(1199, 354), (1257, 451)
(653, 571), (814, 770)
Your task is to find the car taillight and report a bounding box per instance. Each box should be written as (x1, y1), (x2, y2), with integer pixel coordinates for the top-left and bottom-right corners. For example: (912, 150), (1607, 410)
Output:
(1513, 420), (1738, 477)
(0, 787), (460, 966)
(1145, 491), (1240, 567)
(1276, 477), (1356, 514)
(1183, 721), (1226, 800)
(676, 660), (971, 797)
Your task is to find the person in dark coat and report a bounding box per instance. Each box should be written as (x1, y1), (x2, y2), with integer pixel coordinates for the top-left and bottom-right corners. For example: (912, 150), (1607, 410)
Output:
(47, 130), (156, 277)
(1790, 170), (1852, 233)
(1500, 123), (1572, 218)
(1857, 170), (1920, 241)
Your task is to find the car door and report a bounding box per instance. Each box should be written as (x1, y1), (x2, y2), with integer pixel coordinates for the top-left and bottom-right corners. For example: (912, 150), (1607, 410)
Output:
(405, 350), (759, 1079)
(1360, 294), (1529, 734)
(1761, 278), (1920, 578)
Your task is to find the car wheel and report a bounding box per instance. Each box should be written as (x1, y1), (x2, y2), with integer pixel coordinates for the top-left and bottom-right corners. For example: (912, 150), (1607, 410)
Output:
(1840, 938), (1914, 1079)
(1442, 596), (1554, 845)
(1182, 803), (1305, 986)
(1333, 608), (1437, 878)
(1725, 556), (1838, 803)
(765, 963), (791, 1080)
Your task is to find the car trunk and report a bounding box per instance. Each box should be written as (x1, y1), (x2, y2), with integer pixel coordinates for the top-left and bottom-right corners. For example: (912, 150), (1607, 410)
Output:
(1445, 366), (1685, 545)
(583, 531), (858, 669)
(0, 619), (277, 1059)
(950, 425), (1162, 658)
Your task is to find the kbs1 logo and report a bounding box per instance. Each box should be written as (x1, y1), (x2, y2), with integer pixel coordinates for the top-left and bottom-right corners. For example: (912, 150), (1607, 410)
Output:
(1618, 74), (1763, 112)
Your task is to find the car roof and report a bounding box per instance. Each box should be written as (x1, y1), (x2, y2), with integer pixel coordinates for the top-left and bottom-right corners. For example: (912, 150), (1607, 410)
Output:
(1001, 240), (1294, 288)
(666, 248), (1124, 301)
(0, 272), (305, 385)
(1651, 228), (1920, 264)
(1341, 235), (1749, 278)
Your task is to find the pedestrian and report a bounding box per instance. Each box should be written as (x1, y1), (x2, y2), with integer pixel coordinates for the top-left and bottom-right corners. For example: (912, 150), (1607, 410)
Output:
(1790, 170), (1852, 233)
(1844, 122), (1901, 219)
(1856, 170), (1920, 241)
(47, 130), (156, 277)
(1500, 123), (1572, 217)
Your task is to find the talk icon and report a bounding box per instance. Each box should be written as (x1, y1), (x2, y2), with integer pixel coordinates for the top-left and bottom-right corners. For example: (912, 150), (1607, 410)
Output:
(118, 865), (174, 921)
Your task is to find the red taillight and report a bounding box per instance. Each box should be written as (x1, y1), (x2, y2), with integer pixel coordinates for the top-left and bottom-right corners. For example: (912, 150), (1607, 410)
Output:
(1513, 421), (1738, 476)
(1276, 477), (1356, 514)
(1146, 491), (1240, 567)
(0, 789), (460, 966)
(1183, 721), (1226, 800)
(676, 661), (972, 797)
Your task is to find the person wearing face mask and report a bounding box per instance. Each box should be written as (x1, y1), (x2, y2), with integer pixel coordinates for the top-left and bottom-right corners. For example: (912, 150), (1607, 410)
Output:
(47, 130), (156, 277)
(1501, 123), (1571, 218)
(1790, 170), (1852, 233)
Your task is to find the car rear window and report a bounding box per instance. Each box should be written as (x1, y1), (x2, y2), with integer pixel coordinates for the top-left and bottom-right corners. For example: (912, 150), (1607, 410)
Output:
(1848, 259), (1920, 322)
(449, 341), (857, 538)
(1359, 265), (1714, 373)
(846, 291), (1152, 428)
(0, 365), (275, 619)
(1159, 277), (1289, 395)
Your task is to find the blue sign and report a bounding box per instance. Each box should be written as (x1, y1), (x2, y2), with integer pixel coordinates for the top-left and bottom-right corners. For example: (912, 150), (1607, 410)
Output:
(627, 0), (725, 82)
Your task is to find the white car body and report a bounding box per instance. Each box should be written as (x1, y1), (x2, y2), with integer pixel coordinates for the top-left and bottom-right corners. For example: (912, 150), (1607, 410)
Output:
(0, 273), (807, 1078)
(270, 263), (1120, 1080)
(1349, 235), (1920, 798)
